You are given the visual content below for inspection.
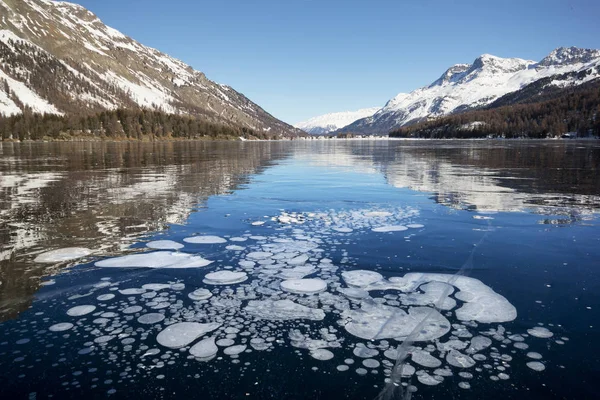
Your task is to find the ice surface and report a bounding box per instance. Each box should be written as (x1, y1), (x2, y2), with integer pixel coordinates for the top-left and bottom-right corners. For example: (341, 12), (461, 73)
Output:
(156, 322), (221, 349)
(203, 271), (248, 285)
(34, 247), (91, 263)
(245, 299), (325, 321)
(95, 251), (212, 269)
(183, 236), (227, 244)
(146, 240), (184, 250)
(67, 305), (96, 316)
(190, 337), (218, 359)
(280, 278), (327, 294)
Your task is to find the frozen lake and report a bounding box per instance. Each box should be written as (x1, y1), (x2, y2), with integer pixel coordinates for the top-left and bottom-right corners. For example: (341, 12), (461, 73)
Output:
(0, 139), (599, 399)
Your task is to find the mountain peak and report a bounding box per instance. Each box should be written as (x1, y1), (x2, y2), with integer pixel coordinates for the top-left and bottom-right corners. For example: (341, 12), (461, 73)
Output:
(295, 107), (380, 134)
(538, 46), (600, 67)
(469, 53), (533, 74)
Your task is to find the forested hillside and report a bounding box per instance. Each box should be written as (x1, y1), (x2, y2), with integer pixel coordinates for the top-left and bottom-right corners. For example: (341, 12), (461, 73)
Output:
(0, 109), (279, 141)
(390, 80), (600, 139)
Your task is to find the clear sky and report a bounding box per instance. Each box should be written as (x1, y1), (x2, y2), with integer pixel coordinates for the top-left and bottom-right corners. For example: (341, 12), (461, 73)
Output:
(76, 0), (600, 125)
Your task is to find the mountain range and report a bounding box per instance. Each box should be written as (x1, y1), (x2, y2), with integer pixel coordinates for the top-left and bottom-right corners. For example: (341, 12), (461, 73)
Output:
(294, 107), (380, 135)
(0, 0), (302, 138)
(298, 47), (600, 135)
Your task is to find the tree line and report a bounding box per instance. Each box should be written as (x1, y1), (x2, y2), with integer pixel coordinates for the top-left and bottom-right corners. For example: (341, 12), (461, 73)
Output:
(0, 109), (278, 141)
(390, 80), (600, 139)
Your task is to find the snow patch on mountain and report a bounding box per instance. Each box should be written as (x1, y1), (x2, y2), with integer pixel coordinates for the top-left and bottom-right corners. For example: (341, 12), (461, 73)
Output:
(295, 107), (381, 134)
(341, 47), (600, 134)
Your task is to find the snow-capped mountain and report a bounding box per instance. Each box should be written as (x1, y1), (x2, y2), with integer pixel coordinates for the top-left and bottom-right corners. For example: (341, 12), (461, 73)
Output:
(295, 107), (380, 134)
(0, 0), (301, 136)
(339, 47), (600, 134)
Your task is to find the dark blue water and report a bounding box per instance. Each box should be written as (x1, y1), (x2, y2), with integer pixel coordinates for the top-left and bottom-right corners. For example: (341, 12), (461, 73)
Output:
(0, 140), (599, 399)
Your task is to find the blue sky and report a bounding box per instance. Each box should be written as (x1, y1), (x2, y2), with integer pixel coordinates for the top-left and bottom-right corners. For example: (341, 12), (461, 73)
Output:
(77, 0), (600, 125)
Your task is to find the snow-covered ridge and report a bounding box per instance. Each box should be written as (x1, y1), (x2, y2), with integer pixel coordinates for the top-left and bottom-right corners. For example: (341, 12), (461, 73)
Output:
(0, 0), (300, 135)
(295, 107), (380, 135)
(340, 47), (600, 135)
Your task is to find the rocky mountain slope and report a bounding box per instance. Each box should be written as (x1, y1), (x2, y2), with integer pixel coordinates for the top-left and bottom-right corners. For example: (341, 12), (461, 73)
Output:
(338, 47), (600, 134)
(295, 107), (380, 134)
(0, 0), (302, 137)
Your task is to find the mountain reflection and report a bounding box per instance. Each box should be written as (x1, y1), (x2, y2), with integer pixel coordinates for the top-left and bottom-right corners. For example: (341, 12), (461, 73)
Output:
(0, 141), (288, 321)
(292, 139), (600, 214)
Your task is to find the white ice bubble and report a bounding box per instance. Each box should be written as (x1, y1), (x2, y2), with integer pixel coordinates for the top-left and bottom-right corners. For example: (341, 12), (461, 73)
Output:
(412, 350), (442, 368)
(156, 322), (221, 349)
(97, 294), (115, 301)
(338, 287), (370, 300)
(190, 337), (218, 359)
(341, 270), (383, 288)
(67, 305), (96, 317)
(226, 245), (246, 251)
(137, 313), (165, 325)
(365, 211), (392, 217)
(526, 361), (546, 371)
(280, 279), (327, 295)
(397, 273), (517, 323)
(146, 240), (184, 250)
(188, 289), (213, 301)
(526, 352), (543, 360)
(527, 327), (553, 338)
(311, 349), (334, 361)
(183, 236), (227, 244)
(333, 227), (353, 233)
(203, 271), (248, 285)
(245, 299), (325, 321)
(217, 339), (235, 347)
(342, 303), (450, 341)
(224, 344), (247, 356)
(34, 247), (92, 263)
(251, 221), (265, 226)
(95, 251), (213, 269)
(122, 306), (143, 314)
(362, 359), (380, 369)
(119, 288), (146, 295)
(353, 346), (379, 359)
(246, 252), (273, 260)
(372, 225), (408, 233)
(406, 224), (425, 229)
(466, 336), (492, 354)
(49, 322), (74, 332)
(399, 364), (416, 376)
(446, 350), (476, 368)
(417, 372), (443, 386)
